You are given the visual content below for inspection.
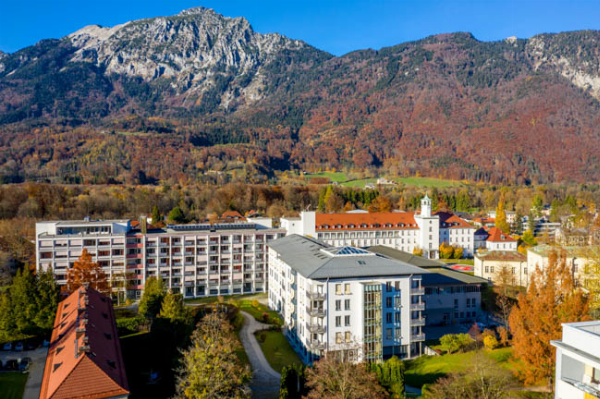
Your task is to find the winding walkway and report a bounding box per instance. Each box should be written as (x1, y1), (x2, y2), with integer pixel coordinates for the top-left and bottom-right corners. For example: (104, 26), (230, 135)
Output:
(239, 311), (281, 399)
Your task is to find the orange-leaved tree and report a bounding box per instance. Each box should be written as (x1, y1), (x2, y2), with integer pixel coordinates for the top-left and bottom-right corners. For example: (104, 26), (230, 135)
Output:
(509, 249), (589, 388)
(64, 249), (110, 295)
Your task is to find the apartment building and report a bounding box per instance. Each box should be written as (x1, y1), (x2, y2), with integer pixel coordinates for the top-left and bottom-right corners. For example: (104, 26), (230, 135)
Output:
(268, 234), (427, 364)
(552, 321), (600, 399)
(474, 250), (528, 286)
(281, 195), (476, 259)
(36, 217), (285, 300)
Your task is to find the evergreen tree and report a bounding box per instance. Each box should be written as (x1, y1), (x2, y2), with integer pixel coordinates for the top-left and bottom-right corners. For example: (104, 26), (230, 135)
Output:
(430, 188), (439, 211)
(372, 356), (405, 398)
(151, 205), (161, 225)
(280, 364), (306, 399)
(159, 290), (191, 324)
(9, 267), (38, 334)
(34, 268), (59, 330)
(138, 276), (166, 320)
(317, 187), (327, 212)
(167, 206), (185, 223)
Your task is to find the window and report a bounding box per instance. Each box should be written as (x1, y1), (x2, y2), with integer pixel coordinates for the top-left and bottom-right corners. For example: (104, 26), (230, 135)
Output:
(472, 298), (477, 308)
(335, 300), (341, 311)
(335, 284), (342, 295)
(386, 282), (392, 292)
(335, 316), (341, 327)
(345, 315), (351, 326)
(344, 299), (351, 311)
(345, 331), (351, 343)
(386, 297), (393, 308)
(395, 328), (401, 339)
(395, 281), (400, 291)
(386, 328), (393, 340)
(386, 312), (392, 323)
(336, 332), (342, 344)
(395, 312), (401, 323)
(454, 299), (458, 309)
(485, 266), (489, 273)
(344, 283), (351, 294)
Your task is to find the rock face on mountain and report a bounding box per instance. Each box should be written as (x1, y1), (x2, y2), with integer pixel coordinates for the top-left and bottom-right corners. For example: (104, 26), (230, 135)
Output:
(1, 8), (600, 185)
(66, 7), (313, 105)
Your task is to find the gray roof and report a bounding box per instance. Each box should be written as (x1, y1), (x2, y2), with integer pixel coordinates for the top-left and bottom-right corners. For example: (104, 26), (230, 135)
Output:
(367, 246), (487, 285)
(268, 235), (428, 280)
(367, 246), (446, 268)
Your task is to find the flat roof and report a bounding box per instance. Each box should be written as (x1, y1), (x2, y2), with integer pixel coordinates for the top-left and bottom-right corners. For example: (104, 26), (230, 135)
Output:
(367, 246), (446, 268)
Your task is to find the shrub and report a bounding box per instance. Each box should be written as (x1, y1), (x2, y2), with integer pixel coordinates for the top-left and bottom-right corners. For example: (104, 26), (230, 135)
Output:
(440, 333), (472, 354)
(252, 300), (260, 308)
(262, 312), (270, 323)
(116, 316), (145, 335)
(497, 326), (510, 347)
(483, 335), (500, 350)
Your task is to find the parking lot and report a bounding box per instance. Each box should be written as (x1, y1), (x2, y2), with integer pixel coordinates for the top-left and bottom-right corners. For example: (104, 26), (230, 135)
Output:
(0, 347), (48, 399)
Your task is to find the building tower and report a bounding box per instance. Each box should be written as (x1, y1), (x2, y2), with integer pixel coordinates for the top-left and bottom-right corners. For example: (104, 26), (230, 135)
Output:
(415, 194), (440, 259)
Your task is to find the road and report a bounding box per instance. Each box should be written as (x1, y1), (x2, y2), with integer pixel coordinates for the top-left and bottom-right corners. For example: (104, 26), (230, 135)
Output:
(239, 311), (281, 399)
(0, 346), (48, 399)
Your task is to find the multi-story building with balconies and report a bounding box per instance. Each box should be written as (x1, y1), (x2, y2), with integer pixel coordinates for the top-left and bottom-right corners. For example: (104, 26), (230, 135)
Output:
(36, 217), (285, 300)
(280, 195), (475, 259)
(268, 234), (427, 364)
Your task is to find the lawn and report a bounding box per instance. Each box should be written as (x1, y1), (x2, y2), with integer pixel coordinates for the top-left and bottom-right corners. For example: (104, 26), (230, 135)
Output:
(340, 178), (378, 188)
(0, 372), (28, 399)
(439, 259), (475, 266)
(184, 293), (266, 305)
(396, 177), (464, 188)
(255, 330), (303, 373)
(404, 347), (513, 388)
(237, 300), (283, 326)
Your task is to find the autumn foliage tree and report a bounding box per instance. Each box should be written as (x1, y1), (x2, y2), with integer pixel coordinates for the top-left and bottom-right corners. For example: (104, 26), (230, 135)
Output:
(304, 352), (387, 399)
(64, 249), (110, 295)
(509, 249), (590, 387)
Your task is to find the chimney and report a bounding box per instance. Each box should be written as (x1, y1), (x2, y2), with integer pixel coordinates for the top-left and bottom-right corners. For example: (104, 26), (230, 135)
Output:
(140, 215), (147, 234)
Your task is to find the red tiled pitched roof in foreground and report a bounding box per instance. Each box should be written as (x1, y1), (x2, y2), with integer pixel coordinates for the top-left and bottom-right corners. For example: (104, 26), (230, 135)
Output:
(39, 287), (129, 399)
(485, 227), (516, 243)
(315, 211), (473, 231)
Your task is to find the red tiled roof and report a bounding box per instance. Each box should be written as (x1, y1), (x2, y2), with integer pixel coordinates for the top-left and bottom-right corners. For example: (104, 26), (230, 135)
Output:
(315, 211), (473, 231)
(39, 288), (129, 399)
(221, 211), (245, 220)
(485, 227), (516, 242)
(474, 217), (495, 224)
(436, 212), (475, 229)
(316, 212), (418, 230)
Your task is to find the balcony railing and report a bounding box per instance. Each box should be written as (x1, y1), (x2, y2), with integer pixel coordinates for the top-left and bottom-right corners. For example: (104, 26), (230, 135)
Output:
(306, 292), (326, 301)
(308, 340), (326, 351)
(306, 322), (326, 334)
(411, 287), (425, 295)
(410, 302), (425, 311)
(411, 333), (426, 341)
(306, 306), (326, 318)
(411, 317), (426, 327)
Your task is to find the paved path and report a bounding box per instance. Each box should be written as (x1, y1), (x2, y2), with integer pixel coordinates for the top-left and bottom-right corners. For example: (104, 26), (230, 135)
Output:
(239, 311), (281, 399)
(0, 347), (48, 399)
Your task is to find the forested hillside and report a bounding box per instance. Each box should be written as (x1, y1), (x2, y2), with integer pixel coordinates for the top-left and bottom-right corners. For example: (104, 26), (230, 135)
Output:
(1, 8), (600, 184)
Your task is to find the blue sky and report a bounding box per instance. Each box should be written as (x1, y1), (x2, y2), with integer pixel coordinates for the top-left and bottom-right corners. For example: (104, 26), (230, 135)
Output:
(1, 0), (600, 55)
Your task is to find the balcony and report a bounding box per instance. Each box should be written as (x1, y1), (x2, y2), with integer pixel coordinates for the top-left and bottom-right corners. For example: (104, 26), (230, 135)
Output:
(411, 333), (426, 341)
(308, 340), (326, 351)
(411, 317), (426, 327)
(306, 292), (326, 301)
(410, 302), (425, 311)
(306, 322), (326, 334)
(411, 287), (425, 295)
(306, 306), (326, 318)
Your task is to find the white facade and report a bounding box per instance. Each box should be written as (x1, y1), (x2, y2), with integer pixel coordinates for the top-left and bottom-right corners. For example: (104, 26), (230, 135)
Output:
(474, 251), (529, 286)
(552, 321), (600, 399)
(280, 197), (476, 259)
(268, 235), (426, 364)
(36, 219), (284, 300)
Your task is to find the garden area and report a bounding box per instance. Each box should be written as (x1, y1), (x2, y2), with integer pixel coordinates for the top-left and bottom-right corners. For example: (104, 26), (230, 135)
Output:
(255, 330), (303, 373)
(0, 371), (28, 399)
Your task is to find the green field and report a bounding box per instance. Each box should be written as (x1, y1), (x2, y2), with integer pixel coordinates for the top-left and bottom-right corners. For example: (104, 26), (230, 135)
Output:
(439, 259), (475, 266)
(255, 330), (303, 373)
(340, 178), (378, 188)
(0, 372), (28, 399)
(303, 171), (349, 182)
(404, 347), (513, 388)
(396, 177), (464, 188)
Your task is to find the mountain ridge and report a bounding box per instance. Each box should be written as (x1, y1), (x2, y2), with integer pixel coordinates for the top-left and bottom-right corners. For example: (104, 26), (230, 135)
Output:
(0, 8), (599, 185)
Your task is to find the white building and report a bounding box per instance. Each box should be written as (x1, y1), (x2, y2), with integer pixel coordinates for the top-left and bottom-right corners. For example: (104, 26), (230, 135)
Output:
(474, 250), (529, 286)
(280, 196), (475, 259)
(268, 235), (427, 364)
(36, 217), (285, 300)
(552, 321), (600, 399)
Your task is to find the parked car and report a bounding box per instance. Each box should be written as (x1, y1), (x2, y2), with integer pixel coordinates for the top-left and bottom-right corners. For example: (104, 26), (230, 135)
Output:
(19, 357), (31, 371)
(5, 359), (18, 370)
(25, 342), (37, 351)
(14, 342), (24, 351)
(2, 342), (12, 351)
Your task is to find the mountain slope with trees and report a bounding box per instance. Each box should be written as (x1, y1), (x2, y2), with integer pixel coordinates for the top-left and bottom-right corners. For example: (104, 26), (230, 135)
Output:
(1, 9), (600, 184)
